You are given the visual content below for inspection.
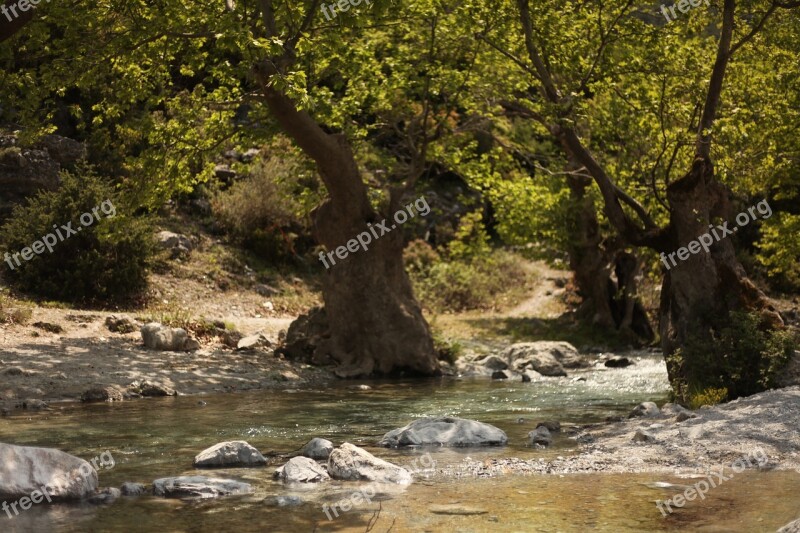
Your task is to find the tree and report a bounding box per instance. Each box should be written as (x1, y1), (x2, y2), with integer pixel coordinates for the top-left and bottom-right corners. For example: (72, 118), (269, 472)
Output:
(484, 0), (798, 400)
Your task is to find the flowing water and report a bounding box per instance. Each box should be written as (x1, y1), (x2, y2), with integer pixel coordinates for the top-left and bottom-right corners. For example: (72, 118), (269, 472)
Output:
(2, 354), (799, 532)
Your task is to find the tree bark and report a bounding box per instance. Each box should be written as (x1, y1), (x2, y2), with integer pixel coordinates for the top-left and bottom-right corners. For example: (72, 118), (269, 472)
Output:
(255, 67), (439, 378)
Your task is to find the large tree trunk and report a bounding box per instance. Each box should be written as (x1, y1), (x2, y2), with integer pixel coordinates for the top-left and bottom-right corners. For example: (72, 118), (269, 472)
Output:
(660, 158), (783, 395)
(565, 170), (654, 343)
(256, 69), (438, 378)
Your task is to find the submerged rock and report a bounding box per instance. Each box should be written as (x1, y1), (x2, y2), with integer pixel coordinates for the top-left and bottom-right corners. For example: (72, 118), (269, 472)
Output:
(378, 417), (508, 448)
(491, 370), (508, 380)
(503, 341), (587, 376)
(536, 421), (561, 432)
(120, 482), (148, 496)
(193, 441), (266, 468)
(327, 443), (412, 484)
(604, 356), (633, 368)
(152, 476), (253, 499)
(0, 443), (99, 500)
(273, 457), (329, 483)
(297, 438), (334, 460)
(529, 426), (552, 447)
(263, 495), (304, 507)
(87, 487), (121, 505)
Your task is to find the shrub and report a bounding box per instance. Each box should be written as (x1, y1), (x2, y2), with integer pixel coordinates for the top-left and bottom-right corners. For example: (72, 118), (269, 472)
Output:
(211, 142), (320, 260)
(667, 311), (796, 404)
(0, 168), (153, 305)
(756, 213), (800, 292)
(0, 293), (32, 325)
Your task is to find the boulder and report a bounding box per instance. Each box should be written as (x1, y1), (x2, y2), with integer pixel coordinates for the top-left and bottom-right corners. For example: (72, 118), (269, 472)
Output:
(156, 231), (193, 258)
(632, 430), (656, 443)
(327, 443), (412, 484)
(0, 443), (98, 501)
(536, 421), (561, 432)
(152, 476), (253, 499)
(80, 386), (124, 403)
(120, 482), (148, 496)
(128, 380), (177, 397)
(378, 417), (507, 448)
(475, 354), (508, 370)
(237, 333), (271, 351)
(628, 402), (661, 418)
(141, 322), (197, 351)
(87, 487), (121, 505)
(604, 356), (633, 368)
(491, 370), (508, 380)
(297, 438), (334, 460)
(193, 441), (266, 468)
(529, 427), (552, 447)
(503, 341), (586, 371)
(105, 315), (138, 334)
(777, 517), (800, 533)
(35, 134), (86, 165)
(273, 457), (329, 483)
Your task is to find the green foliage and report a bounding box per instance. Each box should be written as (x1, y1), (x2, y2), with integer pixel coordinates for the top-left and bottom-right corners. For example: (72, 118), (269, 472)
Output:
(667, 312), (797, 404)
(687, 387), (729, 410)
(431, 327), (464, 364)
(446, 210), (491, 260)
(0, 169), (153, 305)
(211, 139), (321, 260)
(756, 213), (800, 292)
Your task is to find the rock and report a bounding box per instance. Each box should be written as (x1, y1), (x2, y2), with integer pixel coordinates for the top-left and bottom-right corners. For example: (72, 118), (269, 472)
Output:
(1, 367), (36, 376)
(128, 380), (177, 397)
(529, 426), (552, 446)
(214, 164), (237, 182)
(777, 517), (800, 533)
(183, 338), (201, 351)
(156, 231), (193, 258)
(378, 417), (507, 448)
(273, 457), (330, 483)
(236, 333), (271, 351)
(254, 284), (280, 296)
(152, 476), (253, 499)
(16, 399), (49, 410)
(503, 341), (587, 373)
(347, 384), (372, 391)
(0, 443), (99, 500)
(193, 441), (266, 468)
(105, 315), (137, 334)
(676, 411), (698, 422)
(632, 429), (656, 443)
(491, 370), (508, 380)
(87, 487), (121, 505)
(297, 438), (334, 460)
(628, 402), (661, 418)
(327, 443), (412, 484)
(120, 482), (148, 496)
(141, 322), (198, 351)
(661, 403), (692, 417)
(80, 385), (124, 403)
(35, 134), (86, 165)
(536, 421), (561, 432)
(33, 322), (64, 334)
(475, 354), (508, 370)
(241, 148), (260, 163)
(604, 356), (633, 368)
(429, 504), (488, 515)
(521, 373), (531, 383)
(263, 495), (304, 507)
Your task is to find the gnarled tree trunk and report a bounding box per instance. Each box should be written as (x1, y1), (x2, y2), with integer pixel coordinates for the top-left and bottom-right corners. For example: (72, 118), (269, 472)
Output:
(257, 70), (438, 378)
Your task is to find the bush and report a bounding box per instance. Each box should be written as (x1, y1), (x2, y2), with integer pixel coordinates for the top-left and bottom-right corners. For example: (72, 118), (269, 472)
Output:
(0, 168), (153, 305)
(211, 142), (319, 260)
(756, 213), (800, 292)
(667, 311), (797, 404)
(0, 293), (32, 325)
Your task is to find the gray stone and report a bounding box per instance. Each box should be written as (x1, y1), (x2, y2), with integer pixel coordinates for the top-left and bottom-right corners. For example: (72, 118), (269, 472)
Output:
(297, 438), (334, 460)
(632, 429), (656, 443)
(676, 411), (698, 422)
(105, 315), (138, 334)
(503, 342), (587, 374)
(152, 476), (253, 499)
(263, 495), (304, 507)
(128, 380), (177, 397)
(273, 456), (330, 483)
(237, 333), (271, 351)
(120, 482), (148, 496)
(193, 441), (266, 468)
(777, 517), (800, 533)
(0, 443), (99, 500)
(378, 417), (507, 448)
(536, 421), (561, 432)
(328, 443), (412, 484)
(87, 487), (121, 505)
(491, 370), (508, 380)
(529, 426), (552, 446)
(81, 385), (124, 403)
(141, 322), (198, 351)
(475, 354), (508, 370)
(628, 402), (661, 418)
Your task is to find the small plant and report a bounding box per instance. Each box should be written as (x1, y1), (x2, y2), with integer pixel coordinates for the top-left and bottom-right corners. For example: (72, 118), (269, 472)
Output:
(667, 311), (797, 404)
(687, 387), (729, 409)
(0, 294), (33, 325)
(431, 329), (463, 364)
